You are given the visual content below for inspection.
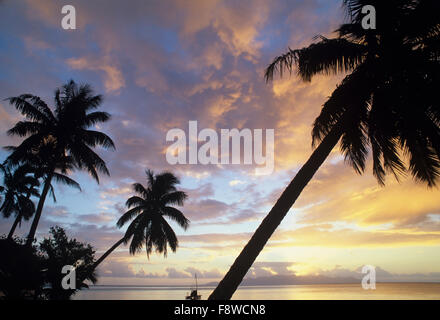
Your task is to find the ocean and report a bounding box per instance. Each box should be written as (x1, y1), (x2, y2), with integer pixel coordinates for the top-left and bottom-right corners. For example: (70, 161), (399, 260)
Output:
(73, 283), (440, 300)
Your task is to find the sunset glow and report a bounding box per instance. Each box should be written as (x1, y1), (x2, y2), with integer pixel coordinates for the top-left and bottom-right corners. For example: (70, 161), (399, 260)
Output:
(1, 0), (439, 289)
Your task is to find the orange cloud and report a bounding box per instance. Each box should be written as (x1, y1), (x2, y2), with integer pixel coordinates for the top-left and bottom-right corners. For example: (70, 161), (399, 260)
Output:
(66, 57), (125, 93)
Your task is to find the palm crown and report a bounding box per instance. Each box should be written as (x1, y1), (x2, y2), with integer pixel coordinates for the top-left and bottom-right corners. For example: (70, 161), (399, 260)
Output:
(6, 80), (115, 182)
(266, 0), (440, 186)
(118, 170), (189, 257)
(0, 163), (39, 220)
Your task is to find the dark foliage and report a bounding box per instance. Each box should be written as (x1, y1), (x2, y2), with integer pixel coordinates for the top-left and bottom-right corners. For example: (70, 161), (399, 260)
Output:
(0, 227), (96, 300)
(39, 227), (97, 300)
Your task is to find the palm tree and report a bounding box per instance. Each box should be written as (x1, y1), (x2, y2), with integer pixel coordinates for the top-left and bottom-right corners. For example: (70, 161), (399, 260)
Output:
(2, 150), (82, 239)
(92, 169), (189, 269)
(5, 80), (115, 246)
(209, 0), (440, 299)
(0, 163), (40, 240)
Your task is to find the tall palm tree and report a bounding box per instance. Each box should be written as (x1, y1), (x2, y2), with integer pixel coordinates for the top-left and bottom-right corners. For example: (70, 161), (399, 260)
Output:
(209, 0), (440, 299)
(92, 169), (189, 269)
(5, 80), (115, 246)
(0, 163), (39, 239)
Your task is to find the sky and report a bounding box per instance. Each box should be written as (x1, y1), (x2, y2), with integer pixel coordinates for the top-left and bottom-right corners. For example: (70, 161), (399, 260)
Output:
(0, 0), (439, 286)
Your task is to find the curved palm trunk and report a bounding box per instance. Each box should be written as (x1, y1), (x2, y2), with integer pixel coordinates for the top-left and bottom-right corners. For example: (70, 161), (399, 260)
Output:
(8, 191), (32, 240)
(208, 126), (342, 300)
(7, 214), (21, 240)
(92, 238), (125, 270)
(26, 169), (55, 247)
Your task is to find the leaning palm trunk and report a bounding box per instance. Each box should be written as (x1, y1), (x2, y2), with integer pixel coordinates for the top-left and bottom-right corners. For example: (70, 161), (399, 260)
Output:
(8, 191), (32, 240)
(26, 169), (55, 247)
(7, 214), (21, 240)
(74, 238), (126, 286)
(92, 238), (126, 270)
(209, 125), (342, 300)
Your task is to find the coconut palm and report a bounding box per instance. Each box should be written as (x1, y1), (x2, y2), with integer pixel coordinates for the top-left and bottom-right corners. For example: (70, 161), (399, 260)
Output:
(93, 169), (189, 269)
(209, 0), (440, 299)
(0, 163), (40, 240)
(5, 80), (115, 246)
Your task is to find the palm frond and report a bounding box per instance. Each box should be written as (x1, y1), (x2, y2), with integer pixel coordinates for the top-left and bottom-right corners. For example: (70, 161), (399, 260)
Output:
(123, 213), (145, 243)
(125, 196), (145, 209)
(160, 191), (187, 206)
(132, 183), (149, 198)
(154, 172), (180, 196)
(265, 37), (366, 82)
(117, 206), (144, 228)
(52, 173), (81, 191)
(7, 121), (46, 137)
(162, 206), (190, 230)
(70, 143), (110, 182)
(5, 95), (52, 123)
(160, 217), (178, 256)
(84, 112), (112, 127)
(81, 130), (115, 150)
(48, 183), (57, 202)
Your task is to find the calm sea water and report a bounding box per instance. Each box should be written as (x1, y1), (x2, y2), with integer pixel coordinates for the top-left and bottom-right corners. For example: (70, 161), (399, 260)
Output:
(73, 283), (440, 300)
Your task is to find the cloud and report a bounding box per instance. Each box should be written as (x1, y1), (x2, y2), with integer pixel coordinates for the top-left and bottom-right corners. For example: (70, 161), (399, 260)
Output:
(183, 199), (232, 222)
(66, 57), (125, 93)
(98, 263), (222, 279)
(290, 160), (440, 228)
(180, 232), (252, 245)
(317, 265), (440, 283)
(76, 213), (117, 224)
(247, 261), (296, 278)
(99, 260), (137, 278)
(229, 180), (245, 186)
(1, 0), (440, 286)
(14, 0), (346, 179)
(23, 35), (51, 53)
(0, 103), (21, 146)
(184, 267), (222, 279)
(178, 223), (440, 249)
(183, 183), (215, 199)
(165, 267), (191, 279)
(239, 265), (440, 285)
(43, 205), (70, 219)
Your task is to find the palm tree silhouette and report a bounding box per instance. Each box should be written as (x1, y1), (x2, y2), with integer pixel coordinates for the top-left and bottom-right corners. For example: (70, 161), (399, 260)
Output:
(93, 169), (189, 269)
(1, 148), (82, 239)
(0, 163), (39, 239)
(5, 80), (115, 246)
(5, 142), (82, 201)
(210, 0), (440, 299)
